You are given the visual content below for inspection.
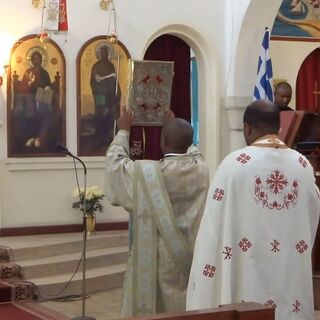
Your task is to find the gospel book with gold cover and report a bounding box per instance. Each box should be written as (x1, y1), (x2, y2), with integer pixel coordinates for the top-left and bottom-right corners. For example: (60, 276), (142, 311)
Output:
(125, 59), (174, 126)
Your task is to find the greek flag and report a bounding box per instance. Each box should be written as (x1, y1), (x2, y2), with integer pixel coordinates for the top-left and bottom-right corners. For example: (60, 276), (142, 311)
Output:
(253, 28), (273, 101)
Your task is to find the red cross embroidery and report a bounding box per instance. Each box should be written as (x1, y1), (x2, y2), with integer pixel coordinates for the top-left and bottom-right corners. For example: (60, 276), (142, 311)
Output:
(292, 300), (301, 313)
(254, 173), (298, 211)
(298, 156), (307, 168)
(236, 153), (251, 164)
(203, 264), (216, 278)
(130, 140), (143, 158)
(266, 169), (288, 194)
(296, 240), (308, 253)
(223, 246), (232, 260)
(271, 240), (280, 252)
(212, 188), (224, 201)
(239, 238), (252, 252)
(265, 299), (277, 309)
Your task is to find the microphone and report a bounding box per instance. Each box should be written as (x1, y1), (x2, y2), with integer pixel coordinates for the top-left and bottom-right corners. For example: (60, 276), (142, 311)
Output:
(56, 142), (72, 156)
(56, 143), (87, 174)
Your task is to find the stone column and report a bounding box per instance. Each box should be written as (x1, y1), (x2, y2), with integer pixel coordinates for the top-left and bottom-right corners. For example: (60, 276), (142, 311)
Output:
(221, 96), (251, 157)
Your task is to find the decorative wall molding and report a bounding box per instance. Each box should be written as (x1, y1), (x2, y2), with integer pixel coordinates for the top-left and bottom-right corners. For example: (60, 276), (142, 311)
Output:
(4, 157), (106, 172)
(0, 221), (128, 237)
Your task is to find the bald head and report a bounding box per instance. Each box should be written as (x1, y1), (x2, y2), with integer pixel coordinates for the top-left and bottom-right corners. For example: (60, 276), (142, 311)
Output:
(274, 81), (292, 94)
(274, 82), (292, 109)
(161, 118), (193, 155)
(243, 99), (280, 145)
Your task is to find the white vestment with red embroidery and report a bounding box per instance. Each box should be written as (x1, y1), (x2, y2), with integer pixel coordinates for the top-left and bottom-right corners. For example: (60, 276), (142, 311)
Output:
(105, 130), (209, 317)
(186, 136), (320, 320)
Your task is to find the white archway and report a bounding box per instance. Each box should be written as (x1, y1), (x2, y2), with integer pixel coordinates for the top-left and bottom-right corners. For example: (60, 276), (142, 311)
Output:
(218, 0), (283, 158)
(139, 24), (221, 174)
(233, 0), (282, 97)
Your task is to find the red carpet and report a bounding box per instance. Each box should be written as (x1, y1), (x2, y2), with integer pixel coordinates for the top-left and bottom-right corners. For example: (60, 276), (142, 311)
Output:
(0, 301), (69, 320)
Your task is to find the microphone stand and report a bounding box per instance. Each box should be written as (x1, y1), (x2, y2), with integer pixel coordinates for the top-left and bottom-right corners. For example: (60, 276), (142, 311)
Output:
(61, 147), (95, 320)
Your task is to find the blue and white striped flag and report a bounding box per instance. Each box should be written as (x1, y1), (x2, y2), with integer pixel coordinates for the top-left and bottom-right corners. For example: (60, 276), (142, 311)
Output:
(253, 28), (273, 101)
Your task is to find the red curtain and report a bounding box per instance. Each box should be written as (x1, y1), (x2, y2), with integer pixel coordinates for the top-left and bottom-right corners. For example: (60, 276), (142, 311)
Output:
(296, 49), (320, 272)
(296, 48), (320, 113)
(130, 35), (191, 160)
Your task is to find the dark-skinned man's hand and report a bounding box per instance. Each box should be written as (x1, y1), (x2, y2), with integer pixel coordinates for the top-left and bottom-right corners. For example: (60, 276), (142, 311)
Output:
(117, 108), (133, 132)
(163, 109), (175, 125)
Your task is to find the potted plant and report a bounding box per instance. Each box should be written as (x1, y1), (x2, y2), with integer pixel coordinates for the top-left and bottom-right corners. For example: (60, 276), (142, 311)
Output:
(72, 186), (105, 234)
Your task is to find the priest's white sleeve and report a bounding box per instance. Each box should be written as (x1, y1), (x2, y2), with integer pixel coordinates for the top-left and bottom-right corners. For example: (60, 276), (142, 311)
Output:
(105, 130), (135, 212)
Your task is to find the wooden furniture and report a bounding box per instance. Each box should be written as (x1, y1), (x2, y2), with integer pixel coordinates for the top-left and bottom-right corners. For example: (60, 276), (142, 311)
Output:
(130, 302), (274, 320)
(280, 112), (320, 309)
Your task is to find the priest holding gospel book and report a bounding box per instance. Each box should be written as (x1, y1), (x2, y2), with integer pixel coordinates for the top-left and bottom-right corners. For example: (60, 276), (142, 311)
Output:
(187, 100), (320, 320)
(105, 110), (209, 317)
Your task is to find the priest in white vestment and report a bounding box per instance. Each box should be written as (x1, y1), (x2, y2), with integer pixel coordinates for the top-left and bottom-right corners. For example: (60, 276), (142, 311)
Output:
(105, 110), (209, 317)
(187, 100), (320, 320)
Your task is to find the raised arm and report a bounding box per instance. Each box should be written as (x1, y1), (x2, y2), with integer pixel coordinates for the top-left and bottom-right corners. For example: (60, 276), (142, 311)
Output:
(105, 110), (135, 212)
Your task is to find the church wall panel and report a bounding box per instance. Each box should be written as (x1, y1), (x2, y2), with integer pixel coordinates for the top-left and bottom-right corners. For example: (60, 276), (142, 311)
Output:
(0, 0), (238, 229)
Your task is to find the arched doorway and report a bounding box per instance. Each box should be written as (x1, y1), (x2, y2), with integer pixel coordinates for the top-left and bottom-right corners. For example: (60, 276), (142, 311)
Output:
(296, 48), (320, 112)
(130, 34), (198, 160)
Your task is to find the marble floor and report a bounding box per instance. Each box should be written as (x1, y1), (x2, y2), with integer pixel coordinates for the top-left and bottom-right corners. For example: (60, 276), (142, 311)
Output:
(40, 287), (320, 320)
(40, 287), (123, 320)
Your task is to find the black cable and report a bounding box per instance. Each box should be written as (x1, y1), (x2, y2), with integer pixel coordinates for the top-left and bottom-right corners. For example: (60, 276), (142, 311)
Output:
(34, 153), (87, 301)
(33, 250), (84, 301)
(28, 144), (88, 304)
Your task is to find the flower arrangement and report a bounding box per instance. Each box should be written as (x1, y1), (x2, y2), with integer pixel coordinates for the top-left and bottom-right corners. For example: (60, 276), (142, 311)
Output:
(72, 186), (105, 215)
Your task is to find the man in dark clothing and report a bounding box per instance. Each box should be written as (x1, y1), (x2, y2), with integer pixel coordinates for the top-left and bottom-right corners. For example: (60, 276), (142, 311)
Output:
(274, 81), (294, 111)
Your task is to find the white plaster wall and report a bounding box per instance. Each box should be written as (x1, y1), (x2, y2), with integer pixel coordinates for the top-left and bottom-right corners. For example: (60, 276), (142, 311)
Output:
(0, 0), (230, 228)
(224, 0), (251, 97)
(1, 159), (126, 227)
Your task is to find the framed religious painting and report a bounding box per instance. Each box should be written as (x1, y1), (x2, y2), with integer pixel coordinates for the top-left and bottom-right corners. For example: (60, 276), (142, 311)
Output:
(271, 0), (320, 41)
(77, 36), (130, 156)
(7, 34), (66, 157)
